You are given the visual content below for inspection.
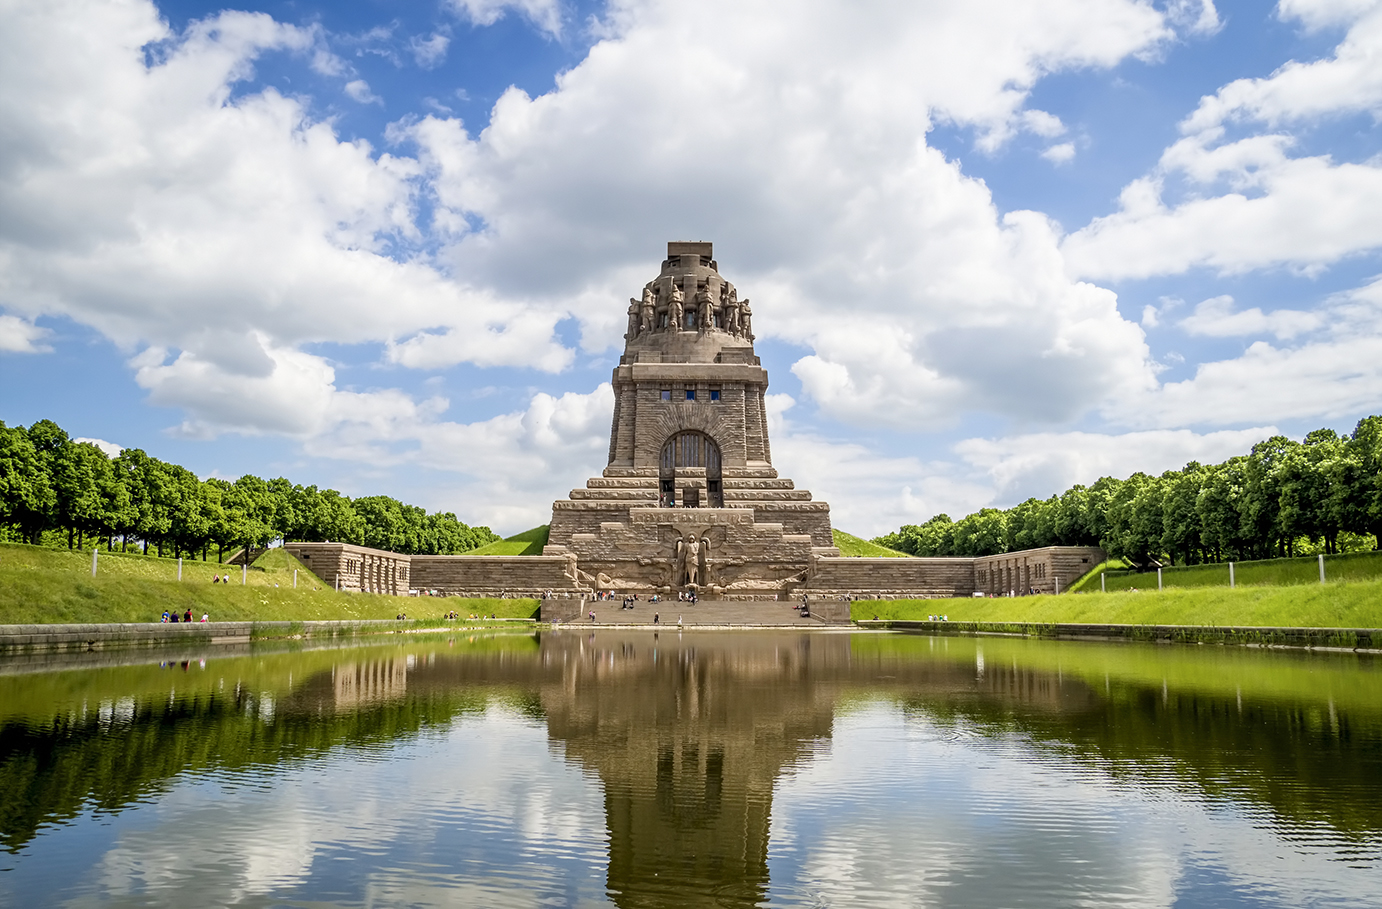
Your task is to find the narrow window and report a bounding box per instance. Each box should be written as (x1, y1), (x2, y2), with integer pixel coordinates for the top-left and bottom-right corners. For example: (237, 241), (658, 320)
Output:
(709, 389), (720, 402)
(685, 389), (696, 401)
(661, 389), (671, 401)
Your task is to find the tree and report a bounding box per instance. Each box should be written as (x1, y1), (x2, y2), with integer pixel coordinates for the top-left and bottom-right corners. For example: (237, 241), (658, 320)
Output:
(0, 423), (56, 544)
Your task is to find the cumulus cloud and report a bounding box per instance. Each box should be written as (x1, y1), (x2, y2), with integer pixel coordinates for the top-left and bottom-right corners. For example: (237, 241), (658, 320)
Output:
(410, 32), (451, 69)
(1178, 294), (1321, 339)
(955, 425), (1277, 502)
(0, 314), (52, 353)
(1064, 5), (1382, 281)
(74, 437), (125, 456)
(447, 0), (564, 37)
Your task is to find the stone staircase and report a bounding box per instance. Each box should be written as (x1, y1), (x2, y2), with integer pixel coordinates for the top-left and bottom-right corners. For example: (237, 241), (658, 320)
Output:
(544, 596), (850, 626)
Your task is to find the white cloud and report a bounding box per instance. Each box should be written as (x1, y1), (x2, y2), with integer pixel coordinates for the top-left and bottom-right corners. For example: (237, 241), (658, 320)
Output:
(1041, 141), (1077, 164)
(447, 0), (564, 37)
(955, 426), (1277, 501)
(410, 32), (451, 69)
(74, 437), (124, 456)
(1178, 294), (1321, 339)
(0, 313), (52, 352)
(343, 79), (380, 104)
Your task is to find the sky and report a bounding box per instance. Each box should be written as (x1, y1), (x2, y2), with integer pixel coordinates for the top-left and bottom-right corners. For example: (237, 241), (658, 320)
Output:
(2, 0), (1382, 537)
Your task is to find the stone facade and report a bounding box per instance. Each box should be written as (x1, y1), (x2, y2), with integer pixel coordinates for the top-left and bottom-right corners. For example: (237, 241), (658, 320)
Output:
(285, 242), (1106, 603)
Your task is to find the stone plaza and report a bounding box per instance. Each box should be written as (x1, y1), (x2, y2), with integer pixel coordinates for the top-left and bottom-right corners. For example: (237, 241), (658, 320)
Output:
(286, 243), (1103, 607)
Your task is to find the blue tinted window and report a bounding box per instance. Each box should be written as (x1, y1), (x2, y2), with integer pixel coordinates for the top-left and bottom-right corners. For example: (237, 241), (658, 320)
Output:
(710, 389), (720, 401)
(686, 389), (696, 401)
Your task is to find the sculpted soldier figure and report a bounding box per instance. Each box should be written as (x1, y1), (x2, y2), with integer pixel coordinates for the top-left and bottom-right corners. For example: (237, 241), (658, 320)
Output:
(722, 285), (740, 337)
(639, 285), (656, 334)
(668, 280), (685, 332)
(739, 299), (753, 340)
(684, 533), (701, 587)
(626, 298), (641, 340)
(697, 282), (716, 332)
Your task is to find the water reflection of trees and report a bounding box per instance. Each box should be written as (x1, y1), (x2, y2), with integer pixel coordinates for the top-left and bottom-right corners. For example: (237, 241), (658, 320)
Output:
(3, 629), (1381, 890)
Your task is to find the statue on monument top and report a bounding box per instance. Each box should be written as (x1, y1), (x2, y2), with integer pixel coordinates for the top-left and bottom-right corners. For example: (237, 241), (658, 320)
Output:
(696, 282), (716, 333)
(639, 285), (655, 335)
(626, 298), (640, 340)
(668, 280), (685, 332)
(739, 299), (753, 340)
(722, 285), (740, 337)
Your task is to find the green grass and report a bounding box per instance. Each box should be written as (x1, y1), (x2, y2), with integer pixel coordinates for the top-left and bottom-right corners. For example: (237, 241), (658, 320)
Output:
(832, 529), (912, 557)
(468, 525), (549, 555)
(854, 576), (1382, 628)
(0, 542), (540, 624)
(1089, 549), (1382, 592)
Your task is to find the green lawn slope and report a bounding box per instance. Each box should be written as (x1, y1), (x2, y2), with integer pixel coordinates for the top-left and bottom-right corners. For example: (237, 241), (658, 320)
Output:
(1088, 549), (1382, 592)
(0, 543), (539, 624)
(832, 529), (912, 557)
(467, 525), (549, 555)
(855, 577), (1382, 628)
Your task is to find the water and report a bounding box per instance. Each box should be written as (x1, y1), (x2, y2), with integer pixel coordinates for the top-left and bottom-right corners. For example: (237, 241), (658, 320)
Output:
(1, 630), (1380, 907)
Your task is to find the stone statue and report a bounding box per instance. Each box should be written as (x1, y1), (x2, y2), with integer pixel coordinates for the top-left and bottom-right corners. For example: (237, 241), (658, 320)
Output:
(684, 533), (701, 587)
(639, 285), (655, 335)
(722, 285), (740, 337)
(698, 535), (712, 586)
(669, 280), (684, 332)
(626, 298), (640, 340)
(696, 282), (716, 333)
(739, 299), (753, 340)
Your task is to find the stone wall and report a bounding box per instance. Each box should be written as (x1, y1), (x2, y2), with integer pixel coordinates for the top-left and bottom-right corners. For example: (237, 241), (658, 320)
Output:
(285, 542), (412, 596)
(410, 555), (584, 598)
(974, 546), (1105, 596)
(805, 556), (976, 599)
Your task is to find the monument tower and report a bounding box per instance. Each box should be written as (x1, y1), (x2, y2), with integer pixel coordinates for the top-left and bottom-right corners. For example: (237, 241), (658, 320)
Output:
(545, 242), (839, 597)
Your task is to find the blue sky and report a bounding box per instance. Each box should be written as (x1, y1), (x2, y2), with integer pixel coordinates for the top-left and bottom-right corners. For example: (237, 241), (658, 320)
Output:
(3, 0), (1382, 536)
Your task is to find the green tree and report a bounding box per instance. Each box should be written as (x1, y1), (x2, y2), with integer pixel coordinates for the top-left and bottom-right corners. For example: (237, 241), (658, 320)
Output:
(0, 422), (56, 544)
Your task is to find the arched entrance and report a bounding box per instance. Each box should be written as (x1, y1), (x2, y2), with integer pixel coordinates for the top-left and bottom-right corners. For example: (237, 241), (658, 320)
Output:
(659, 432), (723, 507)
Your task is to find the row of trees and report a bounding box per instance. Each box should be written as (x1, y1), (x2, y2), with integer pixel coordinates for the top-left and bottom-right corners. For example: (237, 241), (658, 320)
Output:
(874, 417), (1382, 565)
(0, 420), (499, 560)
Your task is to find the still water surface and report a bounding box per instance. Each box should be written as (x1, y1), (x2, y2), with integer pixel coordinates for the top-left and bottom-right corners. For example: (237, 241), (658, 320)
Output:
(1, 630), (1380, 907)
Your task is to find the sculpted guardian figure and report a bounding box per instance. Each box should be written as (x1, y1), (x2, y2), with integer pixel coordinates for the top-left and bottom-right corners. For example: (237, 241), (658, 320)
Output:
(626, 298), (641, 340)
(722, 285), (740, 337)
(697, 282), (716, 333)
(668, 280), (685, 332)
(683, 533), (701, 587)
(739, 299), (753, 340)
(639, 285), (656, 334)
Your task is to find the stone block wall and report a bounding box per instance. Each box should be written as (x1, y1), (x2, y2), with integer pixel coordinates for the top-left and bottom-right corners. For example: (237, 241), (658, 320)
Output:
(805, 556), (976, 599)
(410, 555), (584, 598)
(974, 546), (1105, 596)
(285, 542), (411, 596)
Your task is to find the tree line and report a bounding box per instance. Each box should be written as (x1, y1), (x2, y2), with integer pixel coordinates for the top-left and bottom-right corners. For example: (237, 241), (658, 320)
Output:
(873, 416), (1382, 565)
(0, 419), (499, 560)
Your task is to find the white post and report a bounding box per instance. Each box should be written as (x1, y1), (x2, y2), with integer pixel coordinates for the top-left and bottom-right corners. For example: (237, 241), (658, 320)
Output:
(1101, 573), (1106, 593)
(242, 564), (247, 586)
(1158, 567), (1163, 591)
(91, 549), (98, 577)
(1054, 577), (1060, 595)
(1229, 562), (1235, 589)
(1319, 553), (1326, 586)
(178, 557), (182, 581)
(294, 569), (298, 589)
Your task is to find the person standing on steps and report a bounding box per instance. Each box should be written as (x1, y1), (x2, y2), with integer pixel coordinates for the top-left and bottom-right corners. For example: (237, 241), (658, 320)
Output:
(653, 612), (659, 625)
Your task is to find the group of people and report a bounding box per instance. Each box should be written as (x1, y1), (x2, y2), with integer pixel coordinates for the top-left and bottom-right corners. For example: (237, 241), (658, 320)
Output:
(210, 574), (234, 584)
(160, 609), (207, 623)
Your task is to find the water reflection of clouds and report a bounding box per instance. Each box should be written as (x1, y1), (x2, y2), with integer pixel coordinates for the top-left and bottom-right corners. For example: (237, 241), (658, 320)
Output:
(57, 706), (612, 907)
(768, 703), (1379, 909)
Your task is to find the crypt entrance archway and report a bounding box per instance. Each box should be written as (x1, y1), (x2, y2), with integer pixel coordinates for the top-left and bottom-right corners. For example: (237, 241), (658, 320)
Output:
(659, 432), (723, 507)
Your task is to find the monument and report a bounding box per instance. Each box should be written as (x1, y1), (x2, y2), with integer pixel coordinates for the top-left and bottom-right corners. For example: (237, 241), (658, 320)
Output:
(543, 241), (836, 598)
(286, 242), (1104, 606)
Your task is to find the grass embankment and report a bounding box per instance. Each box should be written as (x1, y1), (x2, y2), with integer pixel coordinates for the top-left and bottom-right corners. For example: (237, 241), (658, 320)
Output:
(467, 525), (549, 555)
(1089, 549), (1382, 592)
(832, 529), (911, 557)
(856, 577), (1382, 628)
(0, 543), (539, 625)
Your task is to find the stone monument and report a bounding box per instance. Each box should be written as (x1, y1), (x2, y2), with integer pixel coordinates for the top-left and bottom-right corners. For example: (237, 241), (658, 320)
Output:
(544, 241), (837, 598)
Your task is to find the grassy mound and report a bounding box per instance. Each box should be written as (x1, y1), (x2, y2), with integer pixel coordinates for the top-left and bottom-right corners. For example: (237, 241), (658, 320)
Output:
(855, 576), (1382, 628)
(832, 529), (912, 557)
(467, 525), (550, 555)
(0, 542), (539, 624)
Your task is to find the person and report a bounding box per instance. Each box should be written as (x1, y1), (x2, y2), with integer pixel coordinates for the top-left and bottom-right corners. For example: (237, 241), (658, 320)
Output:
(678, 615), (683, 627)
(653, 612), (659, 624)
(183, 608), (192, 623)
(161, 610), (170, 623)
(590, 610), (596, 622)
(212, 575), (220, 584)
(169, 610), (179, 623)
(200, 613), (209, 623)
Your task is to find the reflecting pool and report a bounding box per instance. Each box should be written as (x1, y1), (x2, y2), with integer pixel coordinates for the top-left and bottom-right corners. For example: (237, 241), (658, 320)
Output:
(2, 630), (1380, 907)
